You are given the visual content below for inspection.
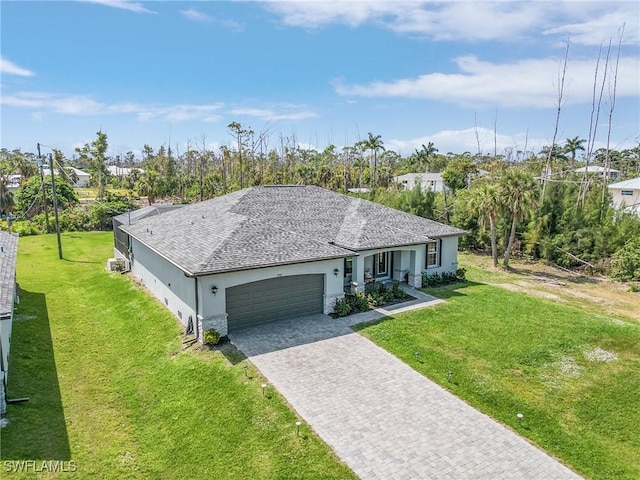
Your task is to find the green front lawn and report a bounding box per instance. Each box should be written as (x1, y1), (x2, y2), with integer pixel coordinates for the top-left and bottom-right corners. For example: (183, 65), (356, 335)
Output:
(1, 233), (355, 479)
(355, 276), (640, 480)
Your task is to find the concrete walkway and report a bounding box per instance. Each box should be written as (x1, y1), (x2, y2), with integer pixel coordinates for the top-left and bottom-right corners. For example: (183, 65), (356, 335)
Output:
(229, 293), (582, 480)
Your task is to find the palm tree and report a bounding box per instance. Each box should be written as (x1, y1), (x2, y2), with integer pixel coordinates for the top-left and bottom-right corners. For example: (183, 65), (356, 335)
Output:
(420, 142), (438, 172)
(469, 182), (502, 267)
(564, 136), (586, 167)
(363, 133), (385, 189)
(0, 171), (15, 216)
(137, 170), (160, 205)
(500, 170), (538, 267)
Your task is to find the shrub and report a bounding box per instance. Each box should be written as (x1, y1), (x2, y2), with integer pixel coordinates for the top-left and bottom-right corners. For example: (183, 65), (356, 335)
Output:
(391, 280), (406, 299)
(351, 291), (370, 312)
(422, 269), (467, 288)
(610, 237), (640, 282)
(629, 283), (639, 293)
(333, 297), (352, 317)
(203, 328), (221, 345)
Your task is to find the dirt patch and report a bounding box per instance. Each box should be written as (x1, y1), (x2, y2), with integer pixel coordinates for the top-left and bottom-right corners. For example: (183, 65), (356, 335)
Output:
(494, 283), (561, 300)
(461, 253), (640, 323)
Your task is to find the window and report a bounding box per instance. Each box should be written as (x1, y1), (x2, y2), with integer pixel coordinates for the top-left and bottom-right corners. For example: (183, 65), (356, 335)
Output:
(426, 241), (440, 268)
(344, 257), (353, 281)
(621, 190), (634, 196)
(376, 252), (388, 276)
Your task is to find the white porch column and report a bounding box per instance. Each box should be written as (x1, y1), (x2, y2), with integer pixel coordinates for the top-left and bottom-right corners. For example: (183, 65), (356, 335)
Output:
(351, 255), (365, 293)
(407, 248), (423, 288)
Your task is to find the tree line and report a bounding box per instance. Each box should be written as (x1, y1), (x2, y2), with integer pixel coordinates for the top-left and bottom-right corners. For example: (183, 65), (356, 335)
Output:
(1, 128), (639, 281)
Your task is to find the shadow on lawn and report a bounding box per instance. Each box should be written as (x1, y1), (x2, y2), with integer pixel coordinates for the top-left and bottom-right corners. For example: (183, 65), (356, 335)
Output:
(1, 290), (71, 461)
(421, 280), (483, 300)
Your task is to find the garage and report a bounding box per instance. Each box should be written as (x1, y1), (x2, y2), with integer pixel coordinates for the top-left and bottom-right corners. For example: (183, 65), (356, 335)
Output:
(226, 274), (325, 330)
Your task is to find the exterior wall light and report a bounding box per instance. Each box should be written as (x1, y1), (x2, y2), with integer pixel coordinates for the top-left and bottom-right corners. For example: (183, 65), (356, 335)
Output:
(333, 268), (339, 276)
(211, 285), (218, 295)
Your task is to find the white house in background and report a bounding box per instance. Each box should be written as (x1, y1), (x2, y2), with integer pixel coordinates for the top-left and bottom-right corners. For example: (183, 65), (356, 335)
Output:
(608, 177), (640, 216)
(41, 166), (91, 187)
(116, 186), (466, 341)
(574, 165), (620, 181)
(5, 175), (21, 194)
(68, 167), (91, 187)
(108, 165), (145, 177)
(1, 231), (19, 416)
(395, 173), (447, 192)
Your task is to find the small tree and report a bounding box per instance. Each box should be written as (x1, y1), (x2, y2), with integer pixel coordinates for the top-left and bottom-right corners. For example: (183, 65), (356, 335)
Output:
(610, 237), (640, 281)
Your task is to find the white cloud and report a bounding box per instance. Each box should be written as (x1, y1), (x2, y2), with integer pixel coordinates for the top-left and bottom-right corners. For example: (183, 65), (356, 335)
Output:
(138, 104), (223, 122)
(180, 8), (244, 31)
(1, 57), (35, 76)
(78, 0), (157, 14)
(180, 8), (213, 23)
(1, 91), (223, 122)
(544, 2), (639, 46)
(229, 107), (318, 121)
(335, 55), (640, 108)
(264, 1), (638, 45)
(386, 127), (547, 157)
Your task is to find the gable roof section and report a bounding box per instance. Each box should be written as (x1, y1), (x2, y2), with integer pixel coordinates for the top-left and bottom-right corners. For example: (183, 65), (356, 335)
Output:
(0, 231), (18, 318)
(121, 186), (466, 276)
(607, 177), (640, 190)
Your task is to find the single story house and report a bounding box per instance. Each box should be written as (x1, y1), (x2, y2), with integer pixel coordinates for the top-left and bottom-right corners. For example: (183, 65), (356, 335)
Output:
(5, 175), (21, 194)
(574, 165), (620, 181)
(1, 231), (19, 416)
(42, 166), (91, 187)
(394, 173), (447, 192)
(107, 165), (145, 177)
(607, 176), (640, 216)
(117, 186), (466, 341)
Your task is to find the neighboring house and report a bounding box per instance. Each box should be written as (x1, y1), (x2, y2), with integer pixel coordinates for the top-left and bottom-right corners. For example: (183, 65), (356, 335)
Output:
(0, 231), (19, 417)
(107, 165), (145, 177)
(394, 173), (447, 192)
(574, 165), (620, 181)
(607, 176), (640, 216)
(5, 175), (21, 194)
(117, 186), (466, 341)
(112, 205), (187, 261)
(68, 167), (91, 187)
(42, 166), (91, 187)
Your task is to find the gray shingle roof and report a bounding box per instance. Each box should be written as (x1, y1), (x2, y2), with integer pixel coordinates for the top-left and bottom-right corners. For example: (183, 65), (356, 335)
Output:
(113, 204), (186, 225)
(121, 186), (466, 276)
(0, 231), (19, 318)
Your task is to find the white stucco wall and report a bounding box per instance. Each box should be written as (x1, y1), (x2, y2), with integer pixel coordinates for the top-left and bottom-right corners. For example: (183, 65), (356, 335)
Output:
(610, 188), (640, 213)
(197, 258), (345, 325)
(129, 237), (346, 340)
(424, 236), (459, 276)
(129, 235), (461, 339)
(130, 238), (198, 329)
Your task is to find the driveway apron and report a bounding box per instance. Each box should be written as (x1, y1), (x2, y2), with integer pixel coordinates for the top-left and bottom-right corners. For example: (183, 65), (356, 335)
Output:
(230, 312), (583, 480)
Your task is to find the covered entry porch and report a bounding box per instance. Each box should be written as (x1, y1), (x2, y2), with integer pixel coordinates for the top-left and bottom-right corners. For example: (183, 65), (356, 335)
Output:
(343, 245), (427, 290)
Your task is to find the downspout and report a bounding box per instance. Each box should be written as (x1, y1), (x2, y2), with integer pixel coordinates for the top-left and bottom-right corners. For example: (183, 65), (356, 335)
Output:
(194, 277), (200, 341)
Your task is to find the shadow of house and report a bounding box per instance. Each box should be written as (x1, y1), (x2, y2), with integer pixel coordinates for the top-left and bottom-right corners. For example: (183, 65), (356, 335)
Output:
(0, 290), (71, 461)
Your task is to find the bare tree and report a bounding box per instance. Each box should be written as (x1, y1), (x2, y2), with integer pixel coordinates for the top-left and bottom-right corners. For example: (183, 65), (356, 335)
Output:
(541, 38), (570, 203)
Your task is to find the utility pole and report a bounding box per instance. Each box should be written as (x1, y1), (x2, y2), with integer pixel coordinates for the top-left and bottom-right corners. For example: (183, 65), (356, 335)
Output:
(48, 153), (63, 259)
(37, 143), (51, 232)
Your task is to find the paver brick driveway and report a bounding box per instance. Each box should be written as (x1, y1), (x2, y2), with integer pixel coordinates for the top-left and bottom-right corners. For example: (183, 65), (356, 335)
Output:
(230, 311), (583, 480)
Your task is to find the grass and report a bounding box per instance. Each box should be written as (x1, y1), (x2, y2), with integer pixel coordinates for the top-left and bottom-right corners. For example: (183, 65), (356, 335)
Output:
(1, 232), (355, 479)
(355, 269), (640, 480)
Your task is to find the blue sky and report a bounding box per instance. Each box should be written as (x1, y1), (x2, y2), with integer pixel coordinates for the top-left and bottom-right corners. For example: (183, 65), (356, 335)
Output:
(1, 0), (639, 160)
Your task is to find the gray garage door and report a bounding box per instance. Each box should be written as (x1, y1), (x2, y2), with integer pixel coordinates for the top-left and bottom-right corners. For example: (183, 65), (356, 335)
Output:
(226, 274), (324, 330)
